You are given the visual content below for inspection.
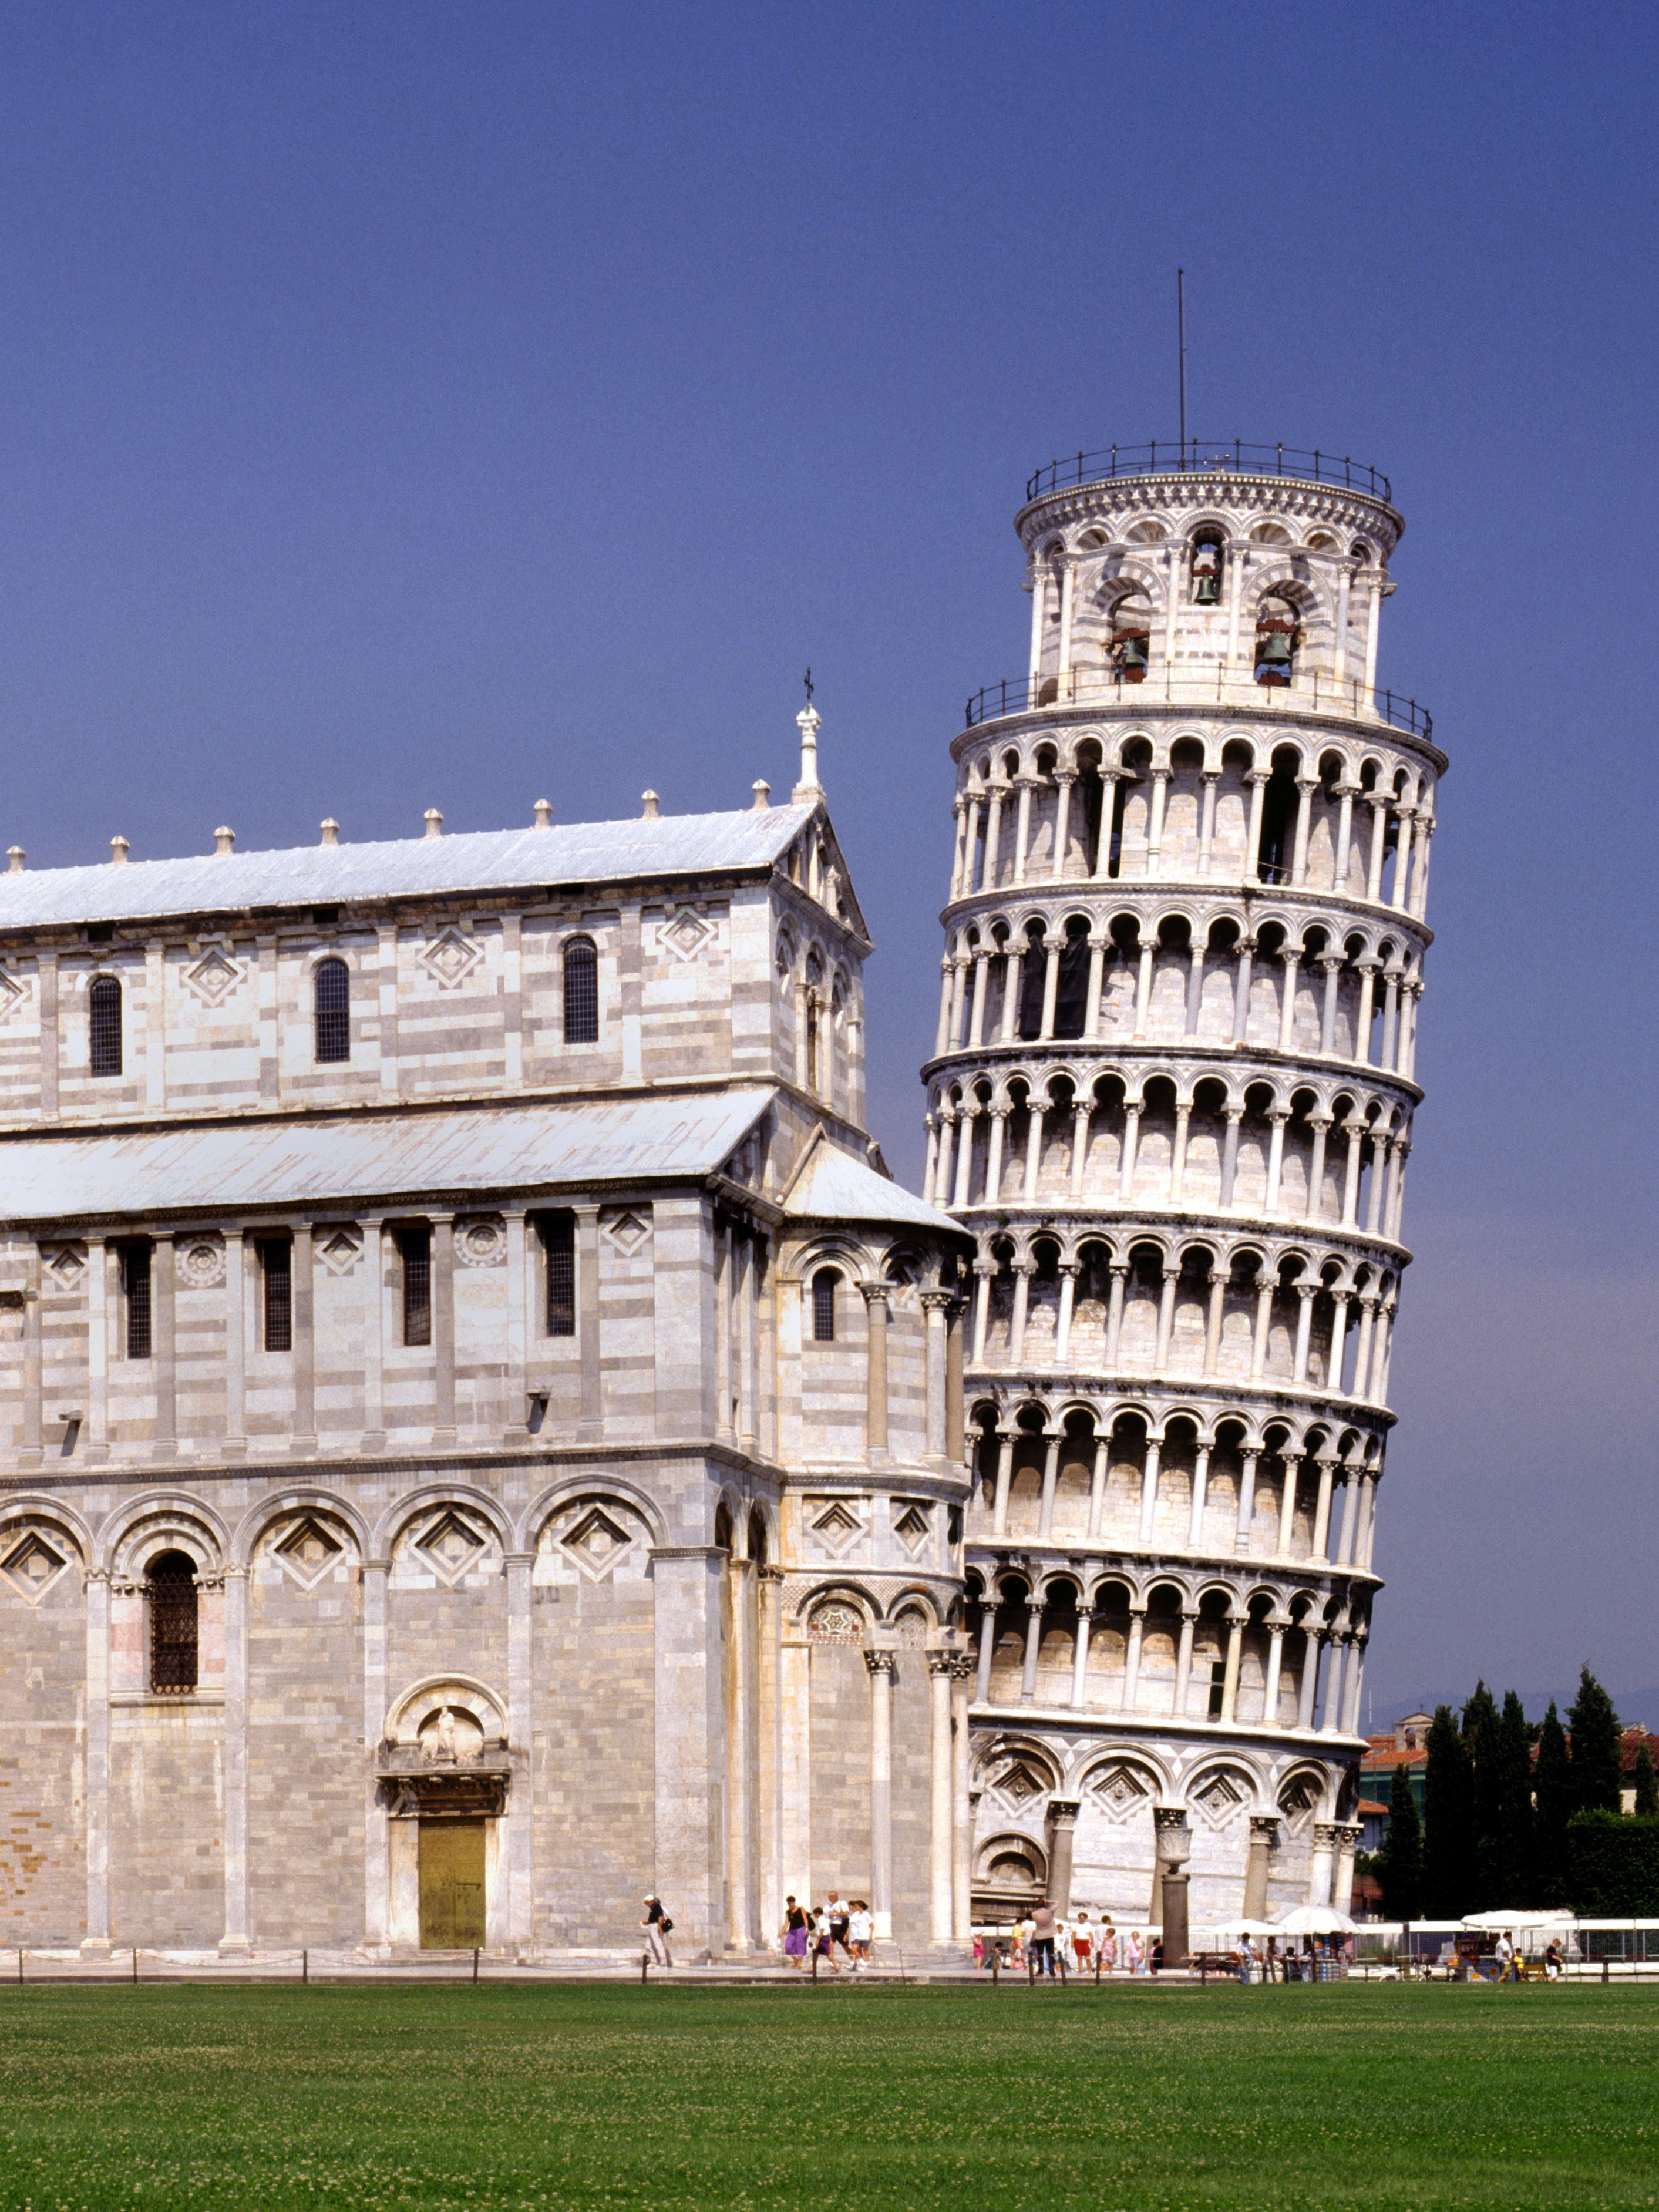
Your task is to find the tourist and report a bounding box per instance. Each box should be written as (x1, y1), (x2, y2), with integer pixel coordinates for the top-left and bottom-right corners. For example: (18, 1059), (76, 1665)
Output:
(1125, 1927), (1146, 1976)
(1264, 1935), (1280, 1984)
(1071, 1911), (1095, 1972)
(1029, 1897), (1059, 1979)
(847, 1898), (873, 1968)
(1544, 1939), (1563, 1980)
(1099, 1920), (1118, 1975)
(641, 1895), (673, 1967)
(812, 1907), (840, 1974)
(1011, 1915), (1029, 1970)
(1495, 1930), (1515, 1982)
(825, 1890), (853, 1966)
(781, 1895), (810, 1969)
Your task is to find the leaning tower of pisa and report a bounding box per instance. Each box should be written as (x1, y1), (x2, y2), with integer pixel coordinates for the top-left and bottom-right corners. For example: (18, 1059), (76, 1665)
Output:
(923, 441), (1441, 1939)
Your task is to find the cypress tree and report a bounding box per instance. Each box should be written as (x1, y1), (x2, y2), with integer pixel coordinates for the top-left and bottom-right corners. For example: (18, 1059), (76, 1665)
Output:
(1463, 1681), (1502, 1911)
(1632, 1743), (1659, 1818)
(1567, 1668), (1624, 1816)
(1424, 1703), (1473, 1918)
(1496, 1690), (1535, 1902)
(1533, 1702), (1573, 1907)
(1377, 1760), (1424, 1921)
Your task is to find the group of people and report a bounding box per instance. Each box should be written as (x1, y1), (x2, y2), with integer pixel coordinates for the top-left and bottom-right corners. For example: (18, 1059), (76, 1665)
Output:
(780, 1892), (876, 1971)
(975, 1905), (1158, 1977)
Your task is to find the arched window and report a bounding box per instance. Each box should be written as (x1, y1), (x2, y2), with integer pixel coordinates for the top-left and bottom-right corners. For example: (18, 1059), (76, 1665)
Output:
(1191, 534), (1224, 605)
(540, 1210), (576, 1337)
(314, 957), (350, 1063)
(147, 1551), (198, 1693)
(563, 937), (598, 1044)
(398, 1224), (432, 1347)
(89, 976), (122, 1077)
(812, 1268), (839, 1342)
(1254, 596), (1301, 686)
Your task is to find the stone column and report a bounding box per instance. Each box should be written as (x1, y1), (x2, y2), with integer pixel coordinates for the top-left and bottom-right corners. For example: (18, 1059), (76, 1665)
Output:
(1234, 1449), (1260, 1548)
(757, 1565), (785, 1947)
(1137, 1433), (1162, 1544)
(1118, 1102), (1142, 1199)
(1197, 771), (1220, 878)
(1231, 934), (1256, 1042)
(1173, 1612), (1196, 1717)
(1333, 563), (1354, 682)
(1242, 1814), (1278, 1921)
(292, 1222), (317, 1453)
(153, 1234), (176, 1457)
(19, 1251), (40, 1466)
(1054, 1264), (1078, 1366)
(1008, 1262), (1032, 1365)
(220, 1564), (250, 1954)
(1308, 1822), (1340, 1908)
(375, 922), (400, 1095)
(945, 1297), (965, 1463)
(1046, 1798), (1080, 1915)
(927, 1650), (954, 1941)
(1145, 769), (1172, 874)
(1365, 797), (1389, 902)
(1277, 947), (1301, 1053)
(1291, 1286), (1317, 1388)
(1131, 939), (1156, 1040)
(860, 1282), (890, 1463)
(1019, 1592), (1044, 1704)
(1219, 1107), (1244, 1208)
(921, 1292), (950, 1461)
(1087, 1437), (1109, 1538)
(1243, 774), (1270, 884)
(1155, 1809), (1192, 1959)
(652, 1545), (729, 1953)
(1123, 1607), (1145, 1712)
(1310, 1457), (1338, 1564)
(1321, 1635), (1350, 1734)
(934, 961), (955, 1056)
(86, 1235), (110, 1461)
(1290, 776), (1318, 884)
(432, 1213), (457, 1445)
(966, 950), (991, 1048)
(866, 1649), (896, 1939)
(37, 948), (58, 1116)
(1081, 940), (1106, 1042)
(1027, 570), (1045, 690)
(361, 1557), (391, 1950)
(974, 1597), (1000, 1704)
(1186, 1444), (1212, 1545)
(1104, 1263), (1128, 1364)
(361, 1219), (387, 1450)
(1169, 1102), (1192, 1203)
(1038, 941), (1062, 1040)
(1022, 1099), (1044, 1203)
(222, 1228), (246, 1454)
(1011, 778), (1035, 885)
(950, 1656), (975, 1938)
(1036, 1431), (1061, 1539)
(1333, 1821), (1362, 1912)
(576, 1205), (601, 1439)
(1049, 773), (1075, 882)
(714, 1219), (733, 1442)
(505, 1549), (536, 1954)
(82, 1569), (112, 1954)
(1264, 1110), (1290, 1213)
(1069, 1603), (1093, 1707)
(502, 1209), (529, 1443)
(1297, 1631), (1323, 1730)
(1343, 1633), (1368, 1734)
(1264, 1622), (1287, 1721)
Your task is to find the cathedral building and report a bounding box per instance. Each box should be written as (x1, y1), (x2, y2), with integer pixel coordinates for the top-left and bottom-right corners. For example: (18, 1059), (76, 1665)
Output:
(0, 436), (1439, 1961)
(0, 722), (974, 1958)
(927, 442), (1441, 1937)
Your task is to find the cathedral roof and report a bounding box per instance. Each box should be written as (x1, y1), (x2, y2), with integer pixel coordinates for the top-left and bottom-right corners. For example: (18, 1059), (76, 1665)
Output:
(0, 1088), (776, 1225)
(0, 806), (822, 930)
(780, 1127), (963, 1237)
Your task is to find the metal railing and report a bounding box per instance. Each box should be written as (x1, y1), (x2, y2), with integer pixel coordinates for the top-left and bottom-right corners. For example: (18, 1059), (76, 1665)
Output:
(963, 667), (1432, 741)
(1025, 441), (1391, 504)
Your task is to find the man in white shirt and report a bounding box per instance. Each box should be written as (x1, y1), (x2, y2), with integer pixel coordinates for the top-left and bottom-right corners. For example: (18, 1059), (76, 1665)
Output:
(847, 1901), (873, 1968)
(1495, 1931), (1515, 1981)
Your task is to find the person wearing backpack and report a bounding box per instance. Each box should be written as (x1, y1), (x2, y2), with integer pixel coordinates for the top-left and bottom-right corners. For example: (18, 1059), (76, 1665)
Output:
(642, 1895), (674, 1966)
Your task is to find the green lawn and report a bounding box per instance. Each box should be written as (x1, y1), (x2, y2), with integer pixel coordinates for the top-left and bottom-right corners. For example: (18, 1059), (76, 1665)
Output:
(0, 1981), (1653, 2210)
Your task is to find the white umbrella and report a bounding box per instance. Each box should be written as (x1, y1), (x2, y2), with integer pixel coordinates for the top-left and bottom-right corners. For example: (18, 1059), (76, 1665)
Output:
(1274, 1904), (1358, 1935)
(1207, 1918), (1281, 1938)
(1461, 1910), (1576, 1931)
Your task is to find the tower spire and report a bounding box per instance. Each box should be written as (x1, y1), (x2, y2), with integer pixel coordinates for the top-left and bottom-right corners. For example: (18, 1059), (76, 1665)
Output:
(793, 667), (823, 802)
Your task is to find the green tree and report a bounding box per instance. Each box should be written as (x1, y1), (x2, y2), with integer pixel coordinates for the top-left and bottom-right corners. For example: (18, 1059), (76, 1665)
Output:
(1424, 1704), (1473, 1918)
(1496, 1690), (1535, 1902)
(1377, 1761), (1424, 1921)
(1567, 1668), (1623, 1816)
(1632, 1742), (1659, 1818)
(1462, 1681), (1502, 1911)
(1533, 1702), (1574, 1907)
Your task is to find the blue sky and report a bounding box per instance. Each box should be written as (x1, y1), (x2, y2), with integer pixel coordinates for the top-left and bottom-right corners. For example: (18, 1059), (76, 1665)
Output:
(1, 1), (1654, 1719)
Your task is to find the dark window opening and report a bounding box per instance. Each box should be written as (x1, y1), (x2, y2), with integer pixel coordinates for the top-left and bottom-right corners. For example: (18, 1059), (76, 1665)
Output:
(541, 1211), (576, 1337)
(1077, 767), (1104, 875)
(86, 923), (114, 945)
(1257, 771), (1299, 884)
(1254, 611), (1300, 685)
(314, 957), (350, 1063)
(563, 937), (598, 1044)
(148, 1550), (198, 1693)
(260, 1238), (292, 1352)
(89, 976), (122, 1077)
(1207, 1658), (1227, 1720)
(1192, 536), (1224, 605)
(122, 1242), (152, 1360)
(812, 1268), (838, 1343)
(1053, 929), (1091, 1039)
(1106, 776), (1128, 877)
(400, 1226), (432, 1347)
(1017, 939), (1046, 1040)
(311, 906), (340, 926)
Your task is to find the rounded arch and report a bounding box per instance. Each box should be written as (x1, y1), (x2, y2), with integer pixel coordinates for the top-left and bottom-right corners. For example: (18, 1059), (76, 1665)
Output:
(98, 1492), (230, 1578)
(375, 1483), (513, 1558)
(233, 1486), (371, 1569)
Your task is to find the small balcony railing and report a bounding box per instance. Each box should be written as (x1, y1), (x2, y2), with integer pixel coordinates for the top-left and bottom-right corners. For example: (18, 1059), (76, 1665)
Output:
(1024, 440), (1391, 505)
(963, 665), (1432, 741)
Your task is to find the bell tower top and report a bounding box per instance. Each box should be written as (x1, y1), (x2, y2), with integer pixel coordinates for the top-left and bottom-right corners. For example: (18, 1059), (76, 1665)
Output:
(986, 438), (1425, 748)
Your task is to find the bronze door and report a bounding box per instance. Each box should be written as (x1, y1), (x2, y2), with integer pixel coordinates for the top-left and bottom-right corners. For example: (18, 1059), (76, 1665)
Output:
(418, 1818), (486, 1948)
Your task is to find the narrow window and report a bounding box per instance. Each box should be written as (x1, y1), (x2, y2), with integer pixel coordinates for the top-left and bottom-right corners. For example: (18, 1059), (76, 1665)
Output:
(314, 957), (350, 1063)
(1207, 1658), (1227, 1720)
(89, 976), (122, 1077)
(122, 1242), (152, 1360)
(542, 1211), (576, 1337)
(148, 1551), (198, 1693)
(812, 1268), (838, 1343)
(400, 1225), (432, 1347)
(260, 1238), (292, 1352)
(563, 937), (598, 1044)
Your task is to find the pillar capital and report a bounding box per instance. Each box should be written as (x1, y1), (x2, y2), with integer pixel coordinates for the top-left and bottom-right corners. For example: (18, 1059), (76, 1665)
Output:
(863, 1649), (897, 1680)
(1045, 1797), (1081, 1830)
(925, 1648), (955, 1677)
(857, 1279), (891, 1312)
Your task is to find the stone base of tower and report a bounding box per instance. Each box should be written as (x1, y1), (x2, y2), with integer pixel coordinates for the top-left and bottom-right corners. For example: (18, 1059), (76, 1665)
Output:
(966, 1714), (1361, 1936)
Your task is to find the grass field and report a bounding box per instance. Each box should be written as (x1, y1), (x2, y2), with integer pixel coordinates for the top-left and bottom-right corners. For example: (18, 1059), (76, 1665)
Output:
(0, 1981), (1653, 2211)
